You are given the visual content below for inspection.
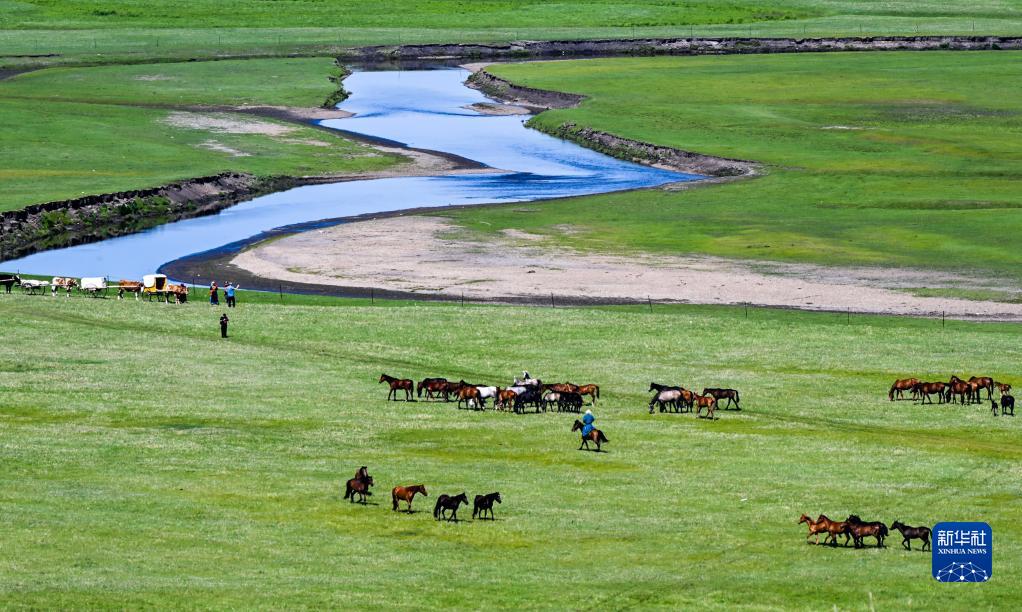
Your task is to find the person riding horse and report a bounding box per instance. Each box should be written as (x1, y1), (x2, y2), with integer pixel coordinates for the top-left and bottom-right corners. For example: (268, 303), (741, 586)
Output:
(581, 409), (596, 436)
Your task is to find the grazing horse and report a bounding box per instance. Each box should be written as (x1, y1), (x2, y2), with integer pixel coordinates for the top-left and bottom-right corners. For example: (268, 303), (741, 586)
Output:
(417, 377), (448, 400)
(799, 514), (828, 545)
(392, 484), (427, 512)
(913, 381), (946, 404)
(1000, 394), (1015, 416)
(702, 387), (741, 410)
(51, 276), (77, 297)
(433, 492), (469, 522)
(379, 373), (413, 401)
(815, 514), (851, 547)
(496, 388), (518, 411)
(846, 515), (888, 549)
(969, 376), (995, 401)
(890, 521), (931, 551)
(571, 419), (608, 452)
(649, 388), (682, 414)
(0, 273), (21, 294)
(473, 492), (501, 520)
(694, 394), (717, 419)
(117, 280), (143, 300)
(888, 378), (919, 401)
(576, 384), (600, 405)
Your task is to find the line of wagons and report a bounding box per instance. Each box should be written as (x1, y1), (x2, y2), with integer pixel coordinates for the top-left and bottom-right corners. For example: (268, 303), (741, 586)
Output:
(379, 373), (598, 414)
(0, 273), (188, 303)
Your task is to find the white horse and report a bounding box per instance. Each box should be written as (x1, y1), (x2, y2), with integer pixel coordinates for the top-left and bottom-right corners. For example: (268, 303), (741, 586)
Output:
(474, 386), (498, 409)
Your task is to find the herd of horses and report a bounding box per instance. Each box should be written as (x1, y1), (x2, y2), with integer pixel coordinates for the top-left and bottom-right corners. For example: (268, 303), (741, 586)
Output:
(889, 375), (1015, 415)
(379, 373), (599, 414)
(342, 466), (501, 522)
(799, 514), (931, 551)
(0, 273), (188, 302)
(648, 382), (741, 419)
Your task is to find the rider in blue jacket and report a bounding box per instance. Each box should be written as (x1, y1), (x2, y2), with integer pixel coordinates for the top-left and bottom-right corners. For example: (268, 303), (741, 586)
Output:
(582, 409), (595, 436)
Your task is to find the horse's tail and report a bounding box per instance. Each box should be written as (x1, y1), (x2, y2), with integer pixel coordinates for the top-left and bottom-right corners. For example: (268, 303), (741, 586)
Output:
(343, 482), (352, 500)
(392, 491), (398, 511)
(433, 498), (442, 519)
(733, 389), (739, 403)
(597, 430), (608, 443)
(595, 385), (600, 399)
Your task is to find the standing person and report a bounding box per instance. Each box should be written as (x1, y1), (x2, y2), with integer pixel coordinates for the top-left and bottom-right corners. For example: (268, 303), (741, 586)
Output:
(224, 282), (238, 308)
(582, 409), (596, 437)
(209, 281), (219, 306)
(219, 313), (229, 338)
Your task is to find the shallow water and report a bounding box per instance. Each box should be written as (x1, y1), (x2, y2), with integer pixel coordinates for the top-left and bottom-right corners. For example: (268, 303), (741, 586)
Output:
(2, 69), (699, 279)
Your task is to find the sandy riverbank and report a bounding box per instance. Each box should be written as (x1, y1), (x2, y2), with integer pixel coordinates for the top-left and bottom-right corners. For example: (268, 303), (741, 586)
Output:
(229, 215), (1022, 321)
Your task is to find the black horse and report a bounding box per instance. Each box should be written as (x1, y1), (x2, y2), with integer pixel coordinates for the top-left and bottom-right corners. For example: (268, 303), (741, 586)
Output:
(999, 394), (1015, 416)
(0, 273), (21, 294)
(433, 492), (469, 522)
(472, 492), (502, 520)
(343, 466), (374, 504)
(514, 387), (542, 414)
(846, 515), (888, 548)
(890, 521), (931, 551)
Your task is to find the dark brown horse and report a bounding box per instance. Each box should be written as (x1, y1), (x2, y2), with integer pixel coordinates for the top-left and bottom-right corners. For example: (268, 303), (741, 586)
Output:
(576, 384), (600, 405)
(392, 484), (428, 512)
(433, 492), (469, 522)
(473, 492), (501, 520)
(544, 382), (580, 394)
(379, 373), (413, 401)
(947, 380), (972, 404)
(702, 387), (741, 410)
(846, 515), (887, 549)
(343, 475), (374, 503)
(799, 514), (828, 545)
(694, 394), (717, 419)
(913, 381), (946, 404)
(888, 378), (919, 401)
(0, 273), (21, 293)
(456, 384), (481, 409)
(571, 419), (608, 452)
(969, 376), (995, 401)
(999, 394), (1015, 416)
(890, 521), (931, 551)
(417, 377), (448, 400)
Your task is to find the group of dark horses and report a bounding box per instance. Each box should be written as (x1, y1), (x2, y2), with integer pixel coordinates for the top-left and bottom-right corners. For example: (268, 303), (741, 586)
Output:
(889, 375), (1014, 415)
(344, 465), (501, 522)
(380, 373), (599, 414)
(647, 382), (740, 419)
(800, 514), (931, 551)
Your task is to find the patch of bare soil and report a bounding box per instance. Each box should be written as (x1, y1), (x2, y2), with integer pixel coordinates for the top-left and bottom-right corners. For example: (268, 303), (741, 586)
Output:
(231, 215), (1022, 321)
(163, 111), (295, 136)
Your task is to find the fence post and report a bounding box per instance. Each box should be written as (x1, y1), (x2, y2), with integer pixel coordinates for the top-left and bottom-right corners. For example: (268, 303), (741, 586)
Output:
(550, 293), (555, 309)
(278, 283), (283, 304)
(647, 296), (653, 313)
(371, 287), (374, 304)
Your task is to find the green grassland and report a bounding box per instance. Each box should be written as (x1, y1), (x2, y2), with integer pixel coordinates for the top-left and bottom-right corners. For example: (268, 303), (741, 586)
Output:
(2, 1), (1022, 68)
(448, 51), (1022, 280)
(0, 292), (1018, 607)
(0, 57), (399, 212)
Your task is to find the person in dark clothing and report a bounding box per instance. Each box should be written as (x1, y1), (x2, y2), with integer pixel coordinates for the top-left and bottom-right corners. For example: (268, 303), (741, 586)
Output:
(209, 281), (219, 306)
(220, 313), (229, 338)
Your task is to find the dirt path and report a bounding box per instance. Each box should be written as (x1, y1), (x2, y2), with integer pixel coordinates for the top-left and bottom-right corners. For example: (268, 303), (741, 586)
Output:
(230, 215), (1022, 321)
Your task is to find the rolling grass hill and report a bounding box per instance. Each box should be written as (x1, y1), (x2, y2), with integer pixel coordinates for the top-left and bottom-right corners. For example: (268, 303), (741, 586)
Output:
(452, 51), (1022, 281)
(0, 291), (1018, 607)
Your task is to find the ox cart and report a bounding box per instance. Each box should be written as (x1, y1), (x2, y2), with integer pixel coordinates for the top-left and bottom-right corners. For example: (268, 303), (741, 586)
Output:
(80, 277), (108, 297)
(21, 279), (49, 295)
(142, 274), (187, 303)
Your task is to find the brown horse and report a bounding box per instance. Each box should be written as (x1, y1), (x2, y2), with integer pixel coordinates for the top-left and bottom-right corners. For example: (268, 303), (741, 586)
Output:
(799, 514), (828, 545)
(392, 484), (428, 512)
(815, 514), (851, 547)
(456, 384), (481, 409)
(702, 387), (741, 410)
(344, 475), (374, 503)
(544, 382), (580, 394)
(417, 377), (448, 400)
(888, 378), (919, 401)
(571, 419), (608, 452)
(576, 384), (600, 405)
(996, 382), (1012, 396)
(913, 381), (946, 404)
(694, 394), (717, 419)
(496, 388), (518, 411)
(969, 376), (995, 401)
(379, 373), (413, 401)
(846, 515), (888, 549)
(947, 380), (972, 404)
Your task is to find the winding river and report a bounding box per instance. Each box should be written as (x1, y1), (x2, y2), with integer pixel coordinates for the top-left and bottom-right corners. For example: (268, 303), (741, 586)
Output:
(2, 68), (700, 280)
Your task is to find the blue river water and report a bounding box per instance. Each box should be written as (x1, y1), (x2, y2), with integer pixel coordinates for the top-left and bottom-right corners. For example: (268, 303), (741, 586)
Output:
(2, 68), (700, 279)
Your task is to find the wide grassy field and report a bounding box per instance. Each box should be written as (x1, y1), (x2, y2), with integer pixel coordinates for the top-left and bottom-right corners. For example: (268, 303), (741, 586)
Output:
(0, 57), (399, 211)
(1, 1), (1022, 68)
(447, 51), (1022, 282)
(0, 292), (1018, 607)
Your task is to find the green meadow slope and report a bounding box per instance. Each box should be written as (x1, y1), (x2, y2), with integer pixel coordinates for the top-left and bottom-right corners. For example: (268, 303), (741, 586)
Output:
(0, 58), (399, 212)
(0, 293), (1018, 607)
(2, 1), (1022, 67)
(452, 51), (1022, 281)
